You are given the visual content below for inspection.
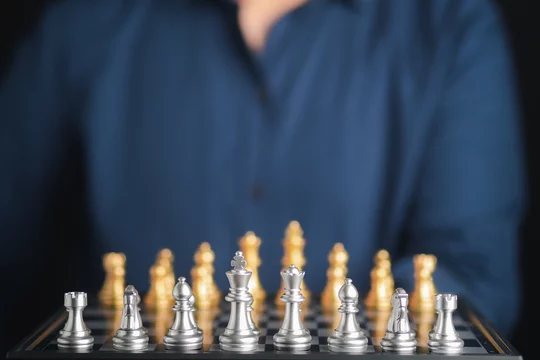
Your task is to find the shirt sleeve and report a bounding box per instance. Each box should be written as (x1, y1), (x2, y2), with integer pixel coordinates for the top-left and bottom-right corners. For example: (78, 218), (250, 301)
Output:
(392, 1), (526, 336)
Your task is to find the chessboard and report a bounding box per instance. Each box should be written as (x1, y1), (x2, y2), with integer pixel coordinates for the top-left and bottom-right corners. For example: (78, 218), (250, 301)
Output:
(7, 295), (522, 359)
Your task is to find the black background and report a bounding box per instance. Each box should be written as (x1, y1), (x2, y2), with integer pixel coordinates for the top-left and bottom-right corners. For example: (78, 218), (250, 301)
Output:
(1, 0), (537, 358)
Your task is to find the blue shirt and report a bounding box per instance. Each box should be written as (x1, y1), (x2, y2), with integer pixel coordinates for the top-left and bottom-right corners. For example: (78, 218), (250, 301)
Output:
(0, 0), (526, 335)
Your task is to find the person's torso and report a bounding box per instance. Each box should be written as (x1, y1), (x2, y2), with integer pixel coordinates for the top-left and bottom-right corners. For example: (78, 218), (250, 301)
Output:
(60, 0), (453, 294)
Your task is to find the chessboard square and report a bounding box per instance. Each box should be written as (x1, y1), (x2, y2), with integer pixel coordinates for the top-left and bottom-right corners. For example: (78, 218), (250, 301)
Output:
(258, 336), (266, 344)
(317, 328), (332, 337)
(266, 328), (279, 337)
(265, 335), (275, 344)
(454, 325), (469, 331)
(267, 320), (282, 328)
(208, 344), (221, 352)
(85, 320), (111, 330)
(264, 344), (275, 352)
(462, 346), (489, 354)
(458, 330), (477, 339)
(303, 320), (317, 328)
(319, 344), (329, 352)
(258, 328), (267, 336)
(452, 317), (467, 326)
(310, 336), (320, 345)
(318, 337), (328, 345)
(311, 344), (320, 352)
(463, 338), (482, 347)
(256, 344), (266, 352)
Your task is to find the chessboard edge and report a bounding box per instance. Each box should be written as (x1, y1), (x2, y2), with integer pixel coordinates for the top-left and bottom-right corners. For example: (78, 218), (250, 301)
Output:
(459, 302), (521, 356)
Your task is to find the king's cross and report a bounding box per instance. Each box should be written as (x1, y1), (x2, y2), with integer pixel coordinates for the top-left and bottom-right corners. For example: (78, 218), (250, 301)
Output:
(231, 251), (246, 270)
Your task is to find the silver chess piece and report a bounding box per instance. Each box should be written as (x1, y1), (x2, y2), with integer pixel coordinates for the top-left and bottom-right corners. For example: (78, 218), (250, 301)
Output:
(219, 251), (259, 352)
(163, 277), (203, 350)
(428, 294), (464, 354)
(247, 296), (260, 336)
(328, 278), (368, 353)
(273, 265), (312, 351)
(188, 295), (203, 335)
(112, 285), (149, 351)
(57, 292), (94, 350)
(380, 288), (417, 353)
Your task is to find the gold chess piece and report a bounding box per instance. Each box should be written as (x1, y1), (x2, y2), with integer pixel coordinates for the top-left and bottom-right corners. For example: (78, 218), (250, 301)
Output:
(409, 253), (437, 313)
(275, 220), (310, 308)
(239, 231), (266, 308)
(412, 310), (436, 347)
(368, 309), (391, 343)
(364, 249), (394, 310)
(145, 249), (176, 309)
(98, 252), (126, 308)
(154, 303), (173, 341)
(191, 242), (221, 309)
(321, 243), (349, 311)
(196, 308), (219, 350)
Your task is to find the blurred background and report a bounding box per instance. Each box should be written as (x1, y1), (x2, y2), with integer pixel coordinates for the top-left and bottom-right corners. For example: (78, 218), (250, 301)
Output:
(0, 0), (536, 358)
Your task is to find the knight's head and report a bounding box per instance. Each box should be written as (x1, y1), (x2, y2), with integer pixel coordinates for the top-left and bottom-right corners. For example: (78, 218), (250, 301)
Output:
(390, 288), (408, 308)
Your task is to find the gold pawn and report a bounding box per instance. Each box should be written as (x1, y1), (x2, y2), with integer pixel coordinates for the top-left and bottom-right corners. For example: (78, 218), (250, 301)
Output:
(196, 308), (219, 350)
(98, 252), (126, 308)
(409, 253), (437, 313)
(239, 231), (266, 309)
(191, 242), (221, 309)
(321, 243), (349, 311)
(144, 249), (176, 309)
(275, 221), (310, 308)
(364, 249), (394, 310)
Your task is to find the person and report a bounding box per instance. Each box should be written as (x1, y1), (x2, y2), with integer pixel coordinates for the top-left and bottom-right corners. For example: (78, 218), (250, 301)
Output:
(0, 0), (526, 348)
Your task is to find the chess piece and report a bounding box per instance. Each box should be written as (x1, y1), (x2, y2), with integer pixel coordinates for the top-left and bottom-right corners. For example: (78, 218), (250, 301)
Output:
(145, 249), (176, 308)
(188, 295), (203, 335)
(191, 242), (221, 309)
(327, 279), (368, 353)
(364, 249), (394, 310)
(427, 294), (464, 354)
(98, 252), (126, 308)
(239, 232), (266, 308)
(219, 251), (259, 352)
(247, 296), (260, 336)
(275, 221), (310, 308)
(57, 292), (94, 350)
(321, 243), (349, 311)
(112, 285), (149, 351)
(273, 265), (312, 351)
(412, 310), (435, 347)
(163, 277), (203, 350)
(409, 254), (437, 313)
(196, 308), (219, 349)
(380, 288), (417, 353)
(154, 304), (173, 342)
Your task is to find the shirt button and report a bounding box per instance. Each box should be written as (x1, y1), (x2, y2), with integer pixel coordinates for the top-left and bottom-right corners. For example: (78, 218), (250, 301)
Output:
(257, 87), (268, 103)
(250, 183), (265, 201)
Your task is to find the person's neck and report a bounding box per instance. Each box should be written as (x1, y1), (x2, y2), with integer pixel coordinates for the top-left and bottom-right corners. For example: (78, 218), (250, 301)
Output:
(236, 0), (308, 53)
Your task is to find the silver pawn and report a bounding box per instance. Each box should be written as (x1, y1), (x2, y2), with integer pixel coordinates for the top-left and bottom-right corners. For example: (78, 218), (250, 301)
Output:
(328, 278), (368, 353)
(428, 294), (464, 354)
(163, 277), (203, 350)
(57, 292), (94, 350)
(273, 265), (312, 351)
(380, 288), (417, 353)
(219, 251), (259, 352)
(112, 285), (149, 351)
(188, 295), (203, 335)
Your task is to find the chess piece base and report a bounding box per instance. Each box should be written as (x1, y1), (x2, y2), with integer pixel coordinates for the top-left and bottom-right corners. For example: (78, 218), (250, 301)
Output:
(328, 331), (368, 353)
(380, 332), (417, 353)
(164, 329), (203, 350)
(112, 329), (149, 351)
(273, 329), (312, 351)
(219, 329), (258, 352)
(57, 330), (94, 350)
(428, 334), (464, 354)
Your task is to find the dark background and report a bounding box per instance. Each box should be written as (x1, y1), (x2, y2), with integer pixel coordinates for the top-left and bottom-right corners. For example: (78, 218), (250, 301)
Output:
(1, 0), (536, 358)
